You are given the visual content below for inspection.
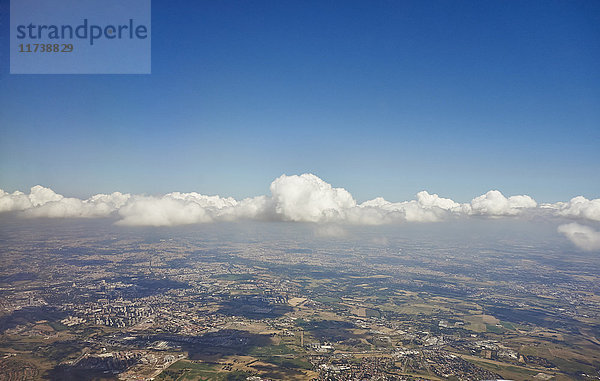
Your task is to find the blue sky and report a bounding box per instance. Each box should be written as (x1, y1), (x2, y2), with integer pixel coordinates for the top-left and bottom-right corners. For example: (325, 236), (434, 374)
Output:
(1, 0), (599, 202)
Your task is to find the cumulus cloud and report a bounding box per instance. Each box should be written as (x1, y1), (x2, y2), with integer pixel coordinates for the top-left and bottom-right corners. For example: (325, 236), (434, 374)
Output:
(117, 195), (214, 226)
(558, 223), (600, 251)
(356, 191), (469, 223)
(268, 175), (467, 224)
(0, 174), (597, 227)
(29, 185), (63, 206)
(220, 196), (274, 221)
(270, 174), (356, 223)
(0, 185), (64, 212)
(0, 186), (129, 218)
(469, 190), (537, 216)
(546, 196), (600, 222)
(0, 189), (33, 212)
(116, 193), (272, 226)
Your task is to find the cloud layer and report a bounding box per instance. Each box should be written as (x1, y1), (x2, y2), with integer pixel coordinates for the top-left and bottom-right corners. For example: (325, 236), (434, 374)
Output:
(1, 174), (599, 238)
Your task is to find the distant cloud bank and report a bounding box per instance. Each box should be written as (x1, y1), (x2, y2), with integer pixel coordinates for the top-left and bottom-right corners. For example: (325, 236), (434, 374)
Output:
(1, 173), (599, 250)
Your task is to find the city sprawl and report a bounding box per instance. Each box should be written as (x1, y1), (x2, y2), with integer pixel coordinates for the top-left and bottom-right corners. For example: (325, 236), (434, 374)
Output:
(0, 218), (599, 380)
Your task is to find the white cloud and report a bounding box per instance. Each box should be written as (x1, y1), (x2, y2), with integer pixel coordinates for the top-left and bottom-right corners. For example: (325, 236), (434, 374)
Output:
(23, 191), (131, 218)
(166, 192), (237, 209)
(116, 195), (213, 226)
(0, 189), (33, 212)
(0, 174), (596, 228)
(546, 196), (600, 222)
(29, 185), (63, 206)
(558, 223), (600, 251)
(353, 191), (470, 224)
(270, 174), (356, 223)
(0, 185), (129, 218)
(268, 176), (465, 224)
(115, 193), (272, 227)
(469, 190), (537, 216)
(0, 185), (64, 212)
(220, 196), (274, 221)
